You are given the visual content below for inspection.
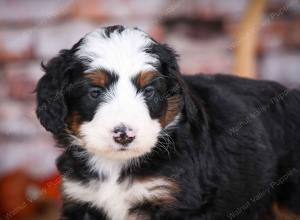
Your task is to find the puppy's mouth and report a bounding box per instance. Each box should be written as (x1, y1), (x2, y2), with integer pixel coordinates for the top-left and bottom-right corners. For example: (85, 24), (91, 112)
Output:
(86, 145), (150, 160)
(117, 147), (128, 151)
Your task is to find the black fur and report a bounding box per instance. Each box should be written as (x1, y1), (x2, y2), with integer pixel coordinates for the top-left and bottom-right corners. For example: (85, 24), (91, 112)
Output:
(36, 26), (300, 220)
(36, 40), (86, 135)
(103, 25), (125, 38)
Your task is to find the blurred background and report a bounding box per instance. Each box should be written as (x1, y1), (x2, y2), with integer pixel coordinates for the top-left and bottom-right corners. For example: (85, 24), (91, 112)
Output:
(0, 0), (300, 219)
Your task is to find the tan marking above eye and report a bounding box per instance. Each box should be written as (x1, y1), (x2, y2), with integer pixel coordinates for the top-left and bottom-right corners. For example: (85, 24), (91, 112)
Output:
(86, 71), (109, 87)
(137, 71), (159, 88)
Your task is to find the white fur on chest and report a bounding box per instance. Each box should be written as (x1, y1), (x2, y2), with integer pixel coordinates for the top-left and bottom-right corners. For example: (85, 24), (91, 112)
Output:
(63, 159), (175, 220)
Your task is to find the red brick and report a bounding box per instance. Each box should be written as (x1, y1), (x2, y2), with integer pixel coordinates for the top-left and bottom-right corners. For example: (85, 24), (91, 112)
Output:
(0, 0), (73, 26)
(0, 100), (37, 137)
(3, 62), (42, 100)
(0, 137), (58, 178)
(70, 0), (109, 21)
(0, 28), (34, 63)
(101, 0), (167, 19)
(69, 0), (168, 21)
(285, 17), (300, 48)
(166, 35), (233, 74)
(162, 0), (248, 20)
(35, 20), (98, 59)
(260, 52), (300, 87)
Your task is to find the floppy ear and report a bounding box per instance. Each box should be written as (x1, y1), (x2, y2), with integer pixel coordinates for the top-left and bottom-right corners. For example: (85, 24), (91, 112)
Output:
(36, 50), (73, 134)
(152, 43), (202, 126)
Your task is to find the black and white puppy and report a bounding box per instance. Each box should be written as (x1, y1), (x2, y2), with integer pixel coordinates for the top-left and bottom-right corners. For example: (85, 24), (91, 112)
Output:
(36, 25), (300, 220)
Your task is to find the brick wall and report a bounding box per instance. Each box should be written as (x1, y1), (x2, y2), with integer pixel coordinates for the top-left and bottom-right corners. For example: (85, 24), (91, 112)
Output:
(0, 0), (299, 178)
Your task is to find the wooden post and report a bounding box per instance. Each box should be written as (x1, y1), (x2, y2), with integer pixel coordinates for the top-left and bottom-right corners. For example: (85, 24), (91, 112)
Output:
(234, 0), (268, 78)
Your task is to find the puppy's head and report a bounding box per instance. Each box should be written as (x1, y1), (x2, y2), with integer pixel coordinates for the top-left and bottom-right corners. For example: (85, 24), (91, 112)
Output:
(36, 25), (191, 160)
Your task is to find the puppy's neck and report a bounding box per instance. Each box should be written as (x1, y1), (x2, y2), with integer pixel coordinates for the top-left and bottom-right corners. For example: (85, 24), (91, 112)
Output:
(88, 154), (126, 180)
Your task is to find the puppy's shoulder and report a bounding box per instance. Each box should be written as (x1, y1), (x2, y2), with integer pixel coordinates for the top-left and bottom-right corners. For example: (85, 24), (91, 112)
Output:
(182, 73), (288, 101)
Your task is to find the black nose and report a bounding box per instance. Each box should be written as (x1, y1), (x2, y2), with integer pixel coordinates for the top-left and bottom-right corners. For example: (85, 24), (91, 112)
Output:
(112, 124), (135, 146)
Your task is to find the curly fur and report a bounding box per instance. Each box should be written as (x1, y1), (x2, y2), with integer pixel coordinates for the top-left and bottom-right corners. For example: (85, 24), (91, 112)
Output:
(36, 25), (300, 220)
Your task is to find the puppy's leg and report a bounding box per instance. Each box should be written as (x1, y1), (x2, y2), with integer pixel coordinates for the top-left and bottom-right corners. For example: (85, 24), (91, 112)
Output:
(274, 167), (300, 220)
(60, 201), (107, 220)
(60, 201), (86, 220)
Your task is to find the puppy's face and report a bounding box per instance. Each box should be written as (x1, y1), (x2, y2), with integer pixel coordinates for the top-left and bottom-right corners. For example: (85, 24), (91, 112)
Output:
(36, 26), (183, 160)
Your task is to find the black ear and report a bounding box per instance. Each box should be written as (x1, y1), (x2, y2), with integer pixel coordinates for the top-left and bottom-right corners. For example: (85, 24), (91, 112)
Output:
(36, 50), (73, 134)
(150, 43), (202, 125)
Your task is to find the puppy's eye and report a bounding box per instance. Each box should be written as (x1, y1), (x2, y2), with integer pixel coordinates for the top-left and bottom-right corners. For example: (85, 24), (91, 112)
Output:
(144, 86), (155, 98)
(89, 88), (102, 99)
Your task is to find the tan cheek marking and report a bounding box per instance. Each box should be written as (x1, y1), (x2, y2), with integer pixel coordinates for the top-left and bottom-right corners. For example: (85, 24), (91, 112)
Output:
(67, 112), (82, 135)
(159, 95), (182, 128)
(86, 70), (109, 87)
(272, 203), (300, 220)
(137, 71), (158, 88)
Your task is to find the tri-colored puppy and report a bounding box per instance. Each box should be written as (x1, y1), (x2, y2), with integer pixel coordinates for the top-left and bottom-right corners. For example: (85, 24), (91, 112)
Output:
(36, 25), (300, 220)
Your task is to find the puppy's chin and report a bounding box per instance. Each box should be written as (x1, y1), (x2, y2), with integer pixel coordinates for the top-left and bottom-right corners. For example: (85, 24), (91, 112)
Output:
(86, 146), (152, 160)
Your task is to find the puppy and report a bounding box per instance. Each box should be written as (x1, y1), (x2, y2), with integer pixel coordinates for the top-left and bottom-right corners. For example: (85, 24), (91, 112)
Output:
(36, 25), (300, 220)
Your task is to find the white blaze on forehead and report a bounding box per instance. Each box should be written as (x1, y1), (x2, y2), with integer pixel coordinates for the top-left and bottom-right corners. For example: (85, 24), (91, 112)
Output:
(79, 75), (161, 159)
(77, 27), (162, 159)
(76, 27), (158, 76)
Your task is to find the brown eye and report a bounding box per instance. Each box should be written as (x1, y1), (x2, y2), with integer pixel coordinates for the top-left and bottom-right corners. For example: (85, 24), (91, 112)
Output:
(144, 86), (155, 98)
(89, 88), (102, 99)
